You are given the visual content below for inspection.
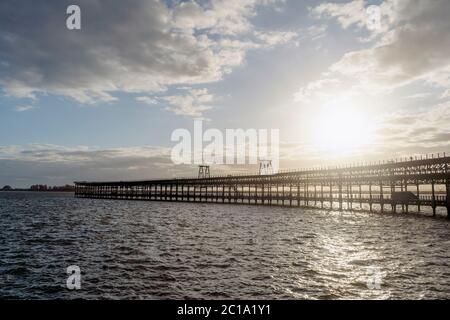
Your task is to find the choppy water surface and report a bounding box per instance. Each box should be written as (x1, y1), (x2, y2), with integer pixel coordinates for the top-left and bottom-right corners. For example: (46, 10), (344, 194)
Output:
(0, 191), (449, 299)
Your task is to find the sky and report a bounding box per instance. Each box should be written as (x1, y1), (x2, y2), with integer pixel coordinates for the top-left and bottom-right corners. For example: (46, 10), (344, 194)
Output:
(1, 0), (450, 187)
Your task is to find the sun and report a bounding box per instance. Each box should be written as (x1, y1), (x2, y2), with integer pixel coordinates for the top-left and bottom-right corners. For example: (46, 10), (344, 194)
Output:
(312, 101), (374, 155)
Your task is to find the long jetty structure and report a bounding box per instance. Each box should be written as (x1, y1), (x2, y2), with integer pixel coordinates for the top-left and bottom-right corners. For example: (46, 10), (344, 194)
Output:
(75, 155), (450, 217)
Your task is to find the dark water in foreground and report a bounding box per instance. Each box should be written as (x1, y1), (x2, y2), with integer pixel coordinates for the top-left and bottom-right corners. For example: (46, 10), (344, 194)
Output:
(0, 191), (449, 299)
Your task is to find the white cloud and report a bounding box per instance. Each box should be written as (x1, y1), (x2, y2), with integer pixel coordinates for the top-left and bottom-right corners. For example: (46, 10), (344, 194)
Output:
(311, 0), (397, 38)
(162, 88), (215, 117)
(254, 30), (299, 46)
(294, 78), (340, 102)
(311, 0), (368, 29)
(374, 100), (450, 154)
(0, 144), (170, 162)
(172, 0), (271, 36)
(0, 144), (187, 186)
(0, 0), (288, 105)
(403, 93), (431, 99)
(441, 89), (450, 100)
(14, 105), (35, 112)
(311, 0), (450, 90)
(136, 96), (158, 105)
(305, 24), (328, 41)
(294, 0), (450, 115)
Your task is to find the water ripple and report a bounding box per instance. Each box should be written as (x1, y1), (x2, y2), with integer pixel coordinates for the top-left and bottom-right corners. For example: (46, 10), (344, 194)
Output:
(0, 191), (449, 299)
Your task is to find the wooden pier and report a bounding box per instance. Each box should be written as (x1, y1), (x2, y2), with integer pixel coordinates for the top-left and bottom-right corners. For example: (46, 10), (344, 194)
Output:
(75, 155), (450, 217)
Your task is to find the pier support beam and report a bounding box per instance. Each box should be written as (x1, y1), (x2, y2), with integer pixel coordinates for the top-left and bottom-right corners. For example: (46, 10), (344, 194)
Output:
(447, 179), (450, 219)
(416, 182), (421, 212)
(432, 181), (436, 217)
(380, 181), (384, 213)
(321, 183), (324, 209)
(289, 184), (293, 207)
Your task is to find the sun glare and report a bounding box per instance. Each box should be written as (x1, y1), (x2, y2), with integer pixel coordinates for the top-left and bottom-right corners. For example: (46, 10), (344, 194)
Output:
(312, 102), (374, 155)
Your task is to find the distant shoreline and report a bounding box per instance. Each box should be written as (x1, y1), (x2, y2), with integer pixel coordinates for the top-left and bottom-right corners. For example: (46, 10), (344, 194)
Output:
(0, 190), (74, 193)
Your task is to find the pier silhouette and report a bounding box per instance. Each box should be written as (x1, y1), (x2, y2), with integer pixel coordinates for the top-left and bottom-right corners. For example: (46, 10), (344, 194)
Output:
(75, 154), (450, 218)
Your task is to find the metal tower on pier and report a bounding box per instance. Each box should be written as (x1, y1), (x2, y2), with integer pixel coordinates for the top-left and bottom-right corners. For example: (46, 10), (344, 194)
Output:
(259, 160), (273, 175)
(198, 165), (210, 179)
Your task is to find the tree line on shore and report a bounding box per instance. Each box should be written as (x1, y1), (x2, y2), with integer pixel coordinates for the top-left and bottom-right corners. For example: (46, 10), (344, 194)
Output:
(1, 184), (75, 192)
